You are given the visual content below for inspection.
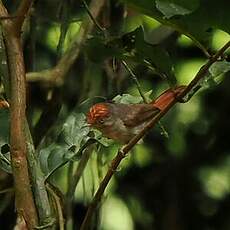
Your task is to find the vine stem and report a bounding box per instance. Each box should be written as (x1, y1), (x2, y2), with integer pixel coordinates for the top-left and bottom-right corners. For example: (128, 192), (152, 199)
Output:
(121, 60), (148, 103)
(80, 40), (230, 230)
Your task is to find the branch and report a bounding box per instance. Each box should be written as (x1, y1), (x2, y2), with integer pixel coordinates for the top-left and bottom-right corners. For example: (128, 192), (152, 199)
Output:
(25, 122), (55, 227)
(179, 40), (230, 98)
(0, 1), (38, 228)
(121, 60), (148, 103)
(14, 0), (32, 34)
(80, 40), (230, 230)
(26, 0), (107, 86)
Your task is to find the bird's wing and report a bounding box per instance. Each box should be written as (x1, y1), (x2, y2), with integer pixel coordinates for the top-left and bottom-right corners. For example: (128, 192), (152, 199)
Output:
(115, 104), (160, 127)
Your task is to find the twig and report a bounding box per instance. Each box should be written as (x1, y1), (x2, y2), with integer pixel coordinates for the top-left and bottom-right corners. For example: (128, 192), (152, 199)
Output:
(0, 16), (19, 20)
(121, 60), (169, 137)
(0, 152), (11, 165)
(56, 0), (69, 59)
(82, 0), (106, 35)
(179, 40), (230, 98)
(26, 0), (107, 85)
(80, 40), (230, 230)
(121, 60), (148, 103)
(66, 144), (95, 226)
(46, 184), (64, 230)
(0, 187), (14, 194)
(14, 0), (33, 34)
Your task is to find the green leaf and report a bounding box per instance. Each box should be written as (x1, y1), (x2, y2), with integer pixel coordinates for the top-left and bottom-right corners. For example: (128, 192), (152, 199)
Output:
(85, 27), (176, 84)
(113, 94), (143, 104)
(39, 144), (64, 175)
(123, 0), (230, 49)
(113, 90), (153, 104)
(155, 0), (200, 18)
(38, 113), (91, 176)
(209, 61), (230, 78)
(62, 113), (90, 154)
(88, 129), (114, 147)
(47, 145), (67, 174)
(122, 27), (176, 85)
(85, 36), (123, 63)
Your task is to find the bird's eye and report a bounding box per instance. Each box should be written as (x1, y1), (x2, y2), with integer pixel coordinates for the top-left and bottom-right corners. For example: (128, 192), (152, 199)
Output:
(98, 118), (105, 124)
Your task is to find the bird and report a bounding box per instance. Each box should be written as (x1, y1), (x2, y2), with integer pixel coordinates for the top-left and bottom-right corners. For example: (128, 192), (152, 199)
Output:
(86, 86), (185, 143)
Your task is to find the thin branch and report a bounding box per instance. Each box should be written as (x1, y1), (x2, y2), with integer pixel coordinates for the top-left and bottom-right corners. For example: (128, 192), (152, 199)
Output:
(121, 60), (148, 103)
(121, 60), (169, 137)
(82, 0), (106, 35)
(66, 144), (94, 226)
(46, 184), (64, 230)
(56, 0), (69, 59)
(26, 0), (107, 86)
(14, 0), (32, 34)
(80, 40), (230, 230)
(0, 187), (14, 194)
(0, 15), (19, 20)
(179, 40), (230, 98)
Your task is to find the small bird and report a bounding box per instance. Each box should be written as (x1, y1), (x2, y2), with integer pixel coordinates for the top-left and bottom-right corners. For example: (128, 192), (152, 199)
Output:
(87, 86), (185, 143)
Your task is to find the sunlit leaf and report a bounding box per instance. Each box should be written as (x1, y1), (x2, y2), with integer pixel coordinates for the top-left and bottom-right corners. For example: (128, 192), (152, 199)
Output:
(39, 113), (91, 175)
(62, 113), (90, 156)
(39, 144), (65, 175)
(129, 27), (176, 85)
(85, 27), (176, 84)
(123, 0), (230, 48)
(85, 36), (123, 63)
(155, 0), (200, 18)
(89, 129), (114, 147)
(113, 90), (153, 104)
(47, 145), (68, 174)
(209, 61), (230, 78)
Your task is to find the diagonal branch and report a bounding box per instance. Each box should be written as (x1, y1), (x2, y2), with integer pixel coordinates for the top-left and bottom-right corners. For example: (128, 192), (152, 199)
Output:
(80, 40), (230, 230)
(14, 0), (32, 34)
(179, 40), (230, 98)
(0, 2), (9, 21)
(26, 0), (107, 86)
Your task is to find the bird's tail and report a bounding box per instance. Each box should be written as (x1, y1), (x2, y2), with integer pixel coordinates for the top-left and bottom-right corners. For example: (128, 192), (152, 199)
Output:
(152, 85), (186, 110)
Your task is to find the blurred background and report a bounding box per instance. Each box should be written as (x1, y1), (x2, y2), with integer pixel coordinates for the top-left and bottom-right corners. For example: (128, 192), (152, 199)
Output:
(0, 0), (230, 229)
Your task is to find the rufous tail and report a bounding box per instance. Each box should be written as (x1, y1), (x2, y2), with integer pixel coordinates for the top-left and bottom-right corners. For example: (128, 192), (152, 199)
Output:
(152, 86), (186, 110)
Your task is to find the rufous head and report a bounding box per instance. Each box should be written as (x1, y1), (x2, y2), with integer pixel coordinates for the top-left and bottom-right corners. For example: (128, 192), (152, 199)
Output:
(86, 103), (110, 126)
